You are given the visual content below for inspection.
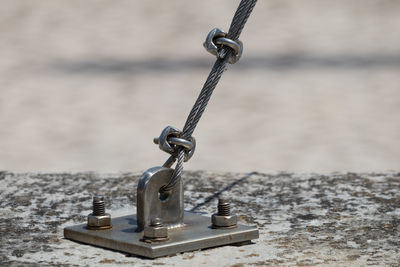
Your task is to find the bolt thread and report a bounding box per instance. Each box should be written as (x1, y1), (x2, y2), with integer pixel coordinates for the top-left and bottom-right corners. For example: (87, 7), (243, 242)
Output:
(217, 199), (231, 216)
(93, 196), (105, 216)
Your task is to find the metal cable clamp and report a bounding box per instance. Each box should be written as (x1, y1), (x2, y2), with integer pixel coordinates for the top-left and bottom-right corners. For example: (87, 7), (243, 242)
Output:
(153, 126), (196, 163)
(204, 28), (243, 64)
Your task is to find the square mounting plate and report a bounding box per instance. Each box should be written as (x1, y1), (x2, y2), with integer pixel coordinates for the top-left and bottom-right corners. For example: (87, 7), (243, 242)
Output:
(64, 211), (259, 258)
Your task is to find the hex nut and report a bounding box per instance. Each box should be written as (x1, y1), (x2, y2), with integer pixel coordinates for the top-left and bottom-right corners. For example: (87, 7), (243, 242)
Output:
(143, 225), (168, 239)
(212, 214), (237, 228)
(87, 213), (112, 229)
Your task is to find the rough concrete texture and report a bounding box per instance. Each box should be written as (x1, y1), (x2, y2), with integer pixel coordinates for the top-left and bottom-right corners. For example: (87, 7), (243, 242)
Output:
(1, 171), (399, 266)
(1, 0), (400, 172)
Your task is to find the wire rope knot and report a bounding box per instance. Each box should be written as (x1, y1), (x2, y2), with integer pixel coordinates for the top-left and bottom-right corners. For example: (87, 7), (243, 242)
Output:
(203, 28), (243, 64)
(154, 126), (196, 162)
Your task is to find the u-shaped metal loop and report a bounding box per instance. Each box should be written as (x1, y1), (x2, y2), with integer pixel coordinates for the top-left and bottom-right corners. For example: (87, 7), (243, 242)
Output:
(168, 136), (196, 161)
(214, 37), (241, 56)
(168, 137), (193, 151)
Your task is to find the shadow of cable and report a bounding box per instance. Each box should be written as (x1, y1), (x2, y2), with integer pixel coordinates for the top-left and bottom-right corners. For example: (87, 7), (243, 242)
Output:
(190, 171), (258, 212)
(50, 53), (400, 75)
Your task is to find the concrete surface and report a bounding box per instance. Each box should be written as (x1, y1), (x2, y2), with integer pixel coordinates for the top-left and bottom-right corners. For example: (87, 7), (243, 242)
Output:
(1, 171), (399, 266)
(1, 0), (400, 172)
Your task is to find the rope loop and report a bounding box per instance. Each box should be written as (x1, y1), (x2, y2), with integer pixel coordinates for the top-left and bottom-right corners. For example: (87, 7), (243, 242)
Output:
(154, 126), (196, 162)
(203, 28), (243, 64)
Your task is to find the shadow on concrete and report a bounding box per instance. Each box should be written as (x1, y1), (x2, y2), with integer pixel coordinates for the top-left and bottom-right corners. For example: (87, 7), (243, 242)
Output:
(190, 171), (257, 212)
(50, 53), (400, 75)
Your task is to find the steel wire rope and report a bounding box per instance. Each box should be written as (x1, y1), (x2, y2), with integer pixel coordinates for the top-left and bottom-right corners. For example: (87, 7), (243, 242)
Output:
(160, 0), (258, 193)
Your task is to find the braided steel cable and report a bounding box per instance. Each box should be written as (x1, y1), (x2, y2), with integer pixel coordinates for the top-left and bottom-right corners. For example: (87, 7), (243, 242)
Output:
(160, 0), (258, 192)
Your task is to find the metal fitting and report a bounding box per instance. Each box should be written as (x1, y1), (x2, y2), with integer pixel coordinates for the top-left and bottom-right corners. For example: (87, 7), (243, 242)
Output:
(154, 126), (196, 162)
(211, 198), (237, 229)
(143, 218), (168, 242)
(87, 196), (112, 230)
(204, 28), (243, 64)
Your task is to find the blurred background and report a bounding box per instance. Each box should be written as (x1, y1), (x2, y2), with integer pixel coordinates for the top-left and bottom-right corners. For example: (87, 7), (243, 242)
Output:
(0, 0), (399, 172)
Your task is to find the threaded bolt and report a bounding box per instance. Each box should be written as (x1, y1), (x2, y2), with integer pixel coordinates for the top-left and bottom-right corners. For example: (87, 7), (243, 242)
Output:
(211, 198), (237, 228)
(93, 196), (105, 216)
(217, 198), (231, 216)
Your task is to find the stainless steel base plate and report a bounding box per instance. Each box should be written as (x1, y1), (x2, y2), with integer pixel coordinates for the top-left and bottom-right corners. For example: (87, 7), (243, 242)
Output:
(64, 211), (259, 258)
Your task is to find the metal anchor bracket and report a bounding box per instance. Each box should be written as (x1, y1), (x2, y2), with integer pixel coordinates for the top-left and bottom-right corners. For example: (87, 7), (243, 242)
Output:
(64, 167), (259, 258)
(136, 166), (184, 230)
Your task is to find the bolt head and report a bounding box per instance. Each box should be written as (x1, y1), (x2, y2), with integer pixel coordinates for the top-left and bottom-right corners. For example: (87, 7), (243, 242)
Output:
(150, 217), (163, 227)
(87, 213), (111, 229)
(218, 198), (229, 205)
(143, 225), (168, 239)
(211, 214), (237, 228)
(93, 195), (104, 202)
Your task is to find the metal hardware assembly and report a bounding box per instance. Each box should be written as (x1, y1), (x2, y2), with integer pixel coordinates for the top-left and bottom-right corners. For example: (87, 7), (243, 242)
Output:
(136, 167), (184, 230)
(153, 126), (196, 163)
(64, 0), (259, 259)
(64, 211), (258, 258)
(64, 167), (259, 258)
(204, 27), (243, 64)
(212, 198), (238, 229)
(87, 196), (112, 230)
(142, 218), (169, 243)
